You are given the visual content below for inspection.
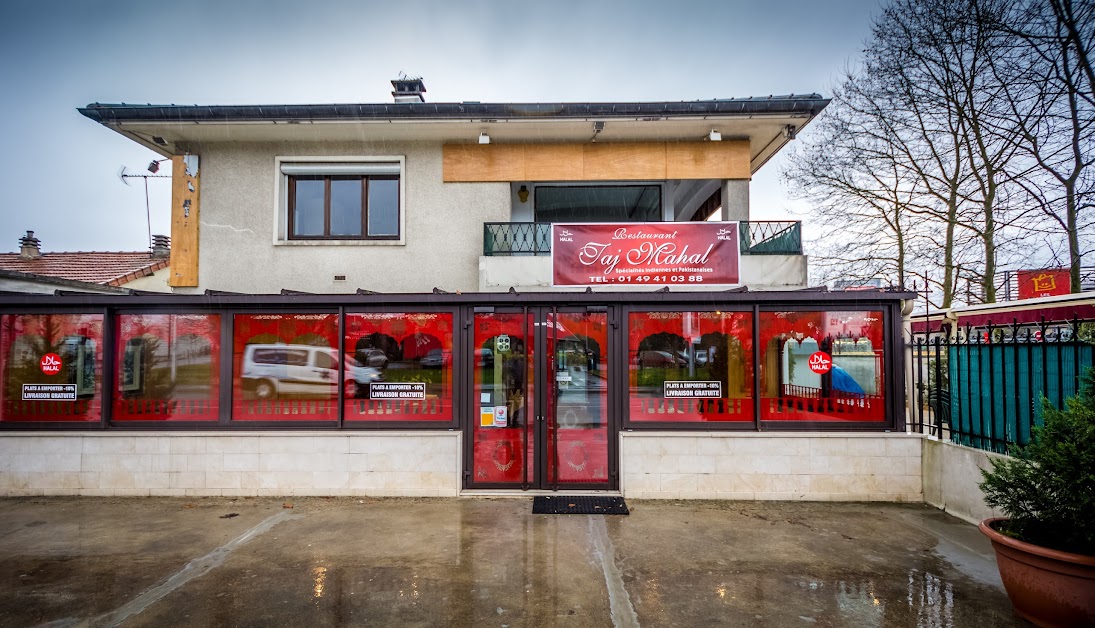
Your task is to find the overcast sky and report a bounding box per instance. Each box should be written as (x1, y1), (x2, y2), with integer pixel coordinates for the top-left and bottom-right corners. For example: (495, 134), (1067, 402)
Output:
(0, 0), (879, 253)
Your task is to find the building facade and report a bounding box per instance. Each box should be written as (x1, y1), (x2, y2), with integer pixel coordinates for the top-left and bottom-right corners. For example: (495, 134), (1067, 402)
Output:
(0, 83), (922, 499)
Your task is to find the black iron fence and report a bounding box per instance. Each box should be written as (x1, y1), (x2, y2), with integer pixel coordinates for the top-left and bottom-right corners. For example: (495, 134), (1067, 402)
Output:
(910, 319), (1095, 453)
(482, 221), (803, 256)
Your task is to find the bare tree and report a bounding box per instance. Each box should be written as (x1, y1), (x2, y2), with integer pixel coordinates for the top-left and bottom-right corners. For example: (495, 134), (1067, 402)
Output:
(787, 0), (1060, 306)
(783, 74), (918, 292)
(985, 0), (1095, 292)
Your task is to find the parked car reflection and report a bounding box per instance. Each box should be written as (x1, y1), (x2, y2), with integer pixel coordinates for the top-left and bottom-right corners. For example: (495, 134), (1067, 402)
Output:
(241, 344), (381, 399)
(356, 348), (389, 368)
(633, 350), (686, 368)
(421, 348), (451, 368)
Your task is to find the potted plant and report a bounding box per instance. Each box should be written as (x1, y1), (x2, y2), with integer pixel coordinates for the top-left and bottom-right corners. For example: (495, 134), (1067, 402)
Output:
(978, 370), (1095, 627)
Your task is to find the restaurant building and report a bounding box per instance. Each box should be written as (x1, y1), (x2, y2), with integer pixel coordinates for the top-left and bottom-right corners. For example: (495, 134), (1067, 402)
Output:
(0, 80), (920, 500)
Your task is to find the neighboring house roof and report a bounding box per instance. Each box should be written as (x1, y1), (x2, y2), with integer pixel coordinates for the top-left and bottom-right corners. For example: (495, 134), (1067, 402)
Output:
(78, 95), (829, 124)
(0, 269), (131, 294)
(0, 252), (168, 287)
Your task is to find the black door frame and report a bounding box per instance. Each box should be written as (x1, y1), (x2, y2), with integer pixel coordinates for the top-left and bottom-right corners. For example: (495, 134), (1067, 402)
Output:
(462, 304), (618, 491)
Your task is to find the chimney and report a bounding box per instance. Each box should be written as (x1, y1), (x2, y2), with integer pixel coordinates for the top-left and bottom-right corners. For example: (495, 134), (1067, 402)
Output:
(151, 234), (171, 259)
(19, 231), (41, 260)
(391, 75), (426, 103)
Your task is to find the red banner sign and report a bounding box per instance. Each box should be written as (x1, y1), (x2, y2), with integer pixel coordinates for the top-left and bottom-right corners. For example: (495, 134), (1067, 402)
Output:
(552, 223), (740, 286)
(1017, 269), (1071, 299)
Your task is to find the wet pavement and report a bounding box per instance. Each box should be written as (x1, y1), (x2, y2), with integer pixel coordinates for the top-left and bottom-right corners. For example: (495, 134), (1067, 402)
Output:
(0, 497), (1023, 627)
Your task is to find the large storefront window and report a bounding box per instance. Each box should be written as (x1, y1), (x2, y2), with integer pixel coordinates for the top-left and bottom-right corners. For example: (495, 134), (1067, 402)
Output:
(628, 311), (753, 422)
(343, 312), (454, 422)
(232, 313), (339, 421)
(1, 313), (104, 423)
(113, 314), (221, 422)
(759, 310), (885, 422)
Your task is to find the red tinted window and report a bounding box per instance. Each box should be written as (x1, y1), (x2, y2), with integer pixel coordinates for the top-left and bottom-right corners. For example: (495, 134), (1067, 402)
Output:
(1, 313), (104, 422)
(113, 314), (221, 422)
(759, 311), (885, 422)
(232, 314), (339, 421)
(628, 311), (754, 422)
(343, 312), (454, 422)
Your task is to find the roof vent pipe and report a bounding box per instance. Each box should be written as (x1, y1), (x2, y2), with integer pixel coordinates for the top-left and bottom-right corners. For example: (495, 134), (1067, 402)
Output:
(19, 230), (41, 260)
(391, 75), (426, 103)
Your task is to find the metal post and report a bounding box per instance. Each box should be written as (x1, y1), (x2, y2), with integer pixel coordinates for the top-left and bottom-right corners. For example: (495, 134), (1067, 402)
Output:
(552, 306), (559, 490)
(986, 322), (997, 452)
(522, 305), (529, 491)
(933, 337), (943, 437)
(1011, 320), (1020, 445)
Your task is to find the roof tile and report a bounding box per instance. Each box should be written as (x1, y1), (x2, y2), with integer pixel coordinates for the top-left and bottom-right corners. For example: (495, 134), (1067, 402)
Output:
(0, 252), (168, 286)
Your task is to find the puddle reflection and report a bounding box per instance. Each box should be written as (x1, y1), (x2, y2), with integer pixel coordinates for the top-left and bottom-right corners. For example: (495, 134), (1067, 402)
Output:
(631, 567), (1006, 628)
(312, 565), (327, 600)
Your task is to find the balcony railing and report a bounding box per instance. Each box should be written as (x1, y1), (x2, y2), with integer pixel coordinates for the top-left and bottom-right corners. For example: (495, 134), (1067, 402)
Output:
(482, 221), (802, 256)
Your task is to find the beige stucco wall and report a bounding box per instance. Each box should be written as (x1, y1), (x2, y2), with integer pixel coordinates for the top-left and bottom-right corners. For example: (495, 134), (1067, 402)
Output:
(921, 437), (1003, 524)
(123, 266), (172, 292)
(186, 141), (510, 294)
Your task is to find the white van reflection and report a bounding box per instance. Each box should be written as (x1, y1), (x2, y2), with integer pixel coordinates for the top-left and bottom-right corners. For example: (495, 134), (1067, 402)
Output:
(241, 344), (381, 399)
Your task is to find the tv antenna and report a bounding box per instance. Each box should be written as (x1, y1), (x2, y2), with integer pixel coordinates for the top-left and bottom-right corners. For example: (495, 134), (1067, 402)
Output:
(118, 160), (171, 254)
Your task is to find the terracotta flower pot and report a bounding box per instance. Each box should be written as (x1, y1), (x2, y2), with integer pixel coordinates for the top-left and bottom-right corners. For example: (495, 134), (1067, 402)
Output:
(979, 518), (1095, 627)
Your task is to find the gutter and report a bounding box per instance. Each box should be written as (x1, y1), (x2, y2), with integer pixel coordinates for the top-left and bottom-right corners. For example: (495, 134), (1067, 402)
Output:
(78, 97), (831, 126)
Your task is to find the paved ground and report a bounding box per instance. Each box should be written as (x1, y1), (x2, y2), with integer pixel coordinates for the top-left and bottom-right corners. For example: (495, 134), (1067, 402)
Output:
(0, 497), (1023, 627)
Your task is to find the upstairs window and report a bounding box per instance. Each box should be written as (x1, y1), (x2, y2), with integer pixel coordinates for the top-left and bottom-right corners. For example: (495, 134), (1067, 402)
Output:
(282, 163), (401, 240)
(534, 185), (661, 223)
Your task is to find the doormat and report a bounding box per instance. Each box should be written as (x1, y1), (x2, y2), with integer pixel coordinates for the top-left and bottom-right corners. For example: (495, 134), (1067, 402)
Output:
(532, 496), (629, 515)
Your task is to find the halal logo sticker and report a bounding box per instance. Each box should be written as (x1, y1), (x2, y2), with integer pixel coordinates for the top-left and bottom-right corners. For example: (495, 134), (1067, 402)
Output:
(808, 351), (832, 374)
(40, 353), (62, 376)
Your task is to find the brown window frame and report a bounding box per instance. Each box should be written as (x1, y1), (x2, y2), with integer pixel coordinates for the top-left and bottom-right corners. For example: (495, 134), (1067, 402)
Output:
(287, 174), (400, 241)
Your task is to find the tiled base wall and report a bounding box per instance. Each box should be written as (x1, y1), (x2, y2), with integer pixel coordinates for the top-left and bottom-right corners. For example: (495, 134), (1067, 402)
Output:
(0, 432), (460, 497)
(2, 431), (925, 501)
(620, 432), (923, 501)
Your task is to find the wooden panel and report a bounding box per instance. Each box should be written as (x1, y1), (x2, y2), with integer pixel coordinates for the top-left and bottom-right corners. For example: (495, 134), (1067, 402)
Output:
(666, 140), (750, 179)
(583, 143), (666, 180)
(169, 155), (200, 287)
(442, 141), (743, 182)
(442, 144), (525, 182)
(524, 144), (584, 181)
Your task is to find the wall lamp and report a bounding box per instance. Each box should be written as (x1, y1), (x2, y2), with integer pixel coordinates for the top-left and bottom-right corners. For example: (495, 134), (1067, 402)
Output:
(518, 185), (529, 203)
(708, 129), (722, 142)
(783, 124), (797, 140)
(591, 121), (605, 143)
(479, 132), (491, 145)
(147, 158), (170, 173)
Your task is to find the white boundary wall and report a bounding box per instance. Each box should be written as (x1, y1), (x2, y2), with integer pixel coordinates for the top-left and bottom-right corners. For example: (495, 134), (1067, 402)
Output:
(0, 432), (461, 497)
(1, 432), (927, 501)
(620, 432), (923, 501)
(921, 437), (1004, 524)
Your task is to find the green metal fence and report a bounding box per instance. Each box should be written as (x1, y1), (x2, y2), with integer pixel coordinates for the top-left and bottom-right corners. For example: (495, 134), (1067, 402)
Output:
(912, 321), (1095, 453)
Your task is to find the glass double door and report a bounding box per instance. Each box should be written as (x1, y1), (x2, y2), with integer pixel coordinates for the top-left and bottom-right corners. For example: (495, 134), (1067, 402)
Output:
(467, 307), (614, 490)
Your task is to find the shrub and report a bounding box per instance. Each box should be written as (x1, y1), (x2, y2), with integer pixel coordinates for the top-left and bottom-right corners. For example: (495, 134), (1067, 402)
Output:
(979, 369), (1095, 555)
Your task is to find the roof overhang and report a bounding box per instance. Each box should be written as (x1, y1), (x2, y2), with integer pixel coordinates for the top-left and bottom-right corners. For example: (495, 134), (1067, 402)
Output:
(79, 96), (829, 175)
